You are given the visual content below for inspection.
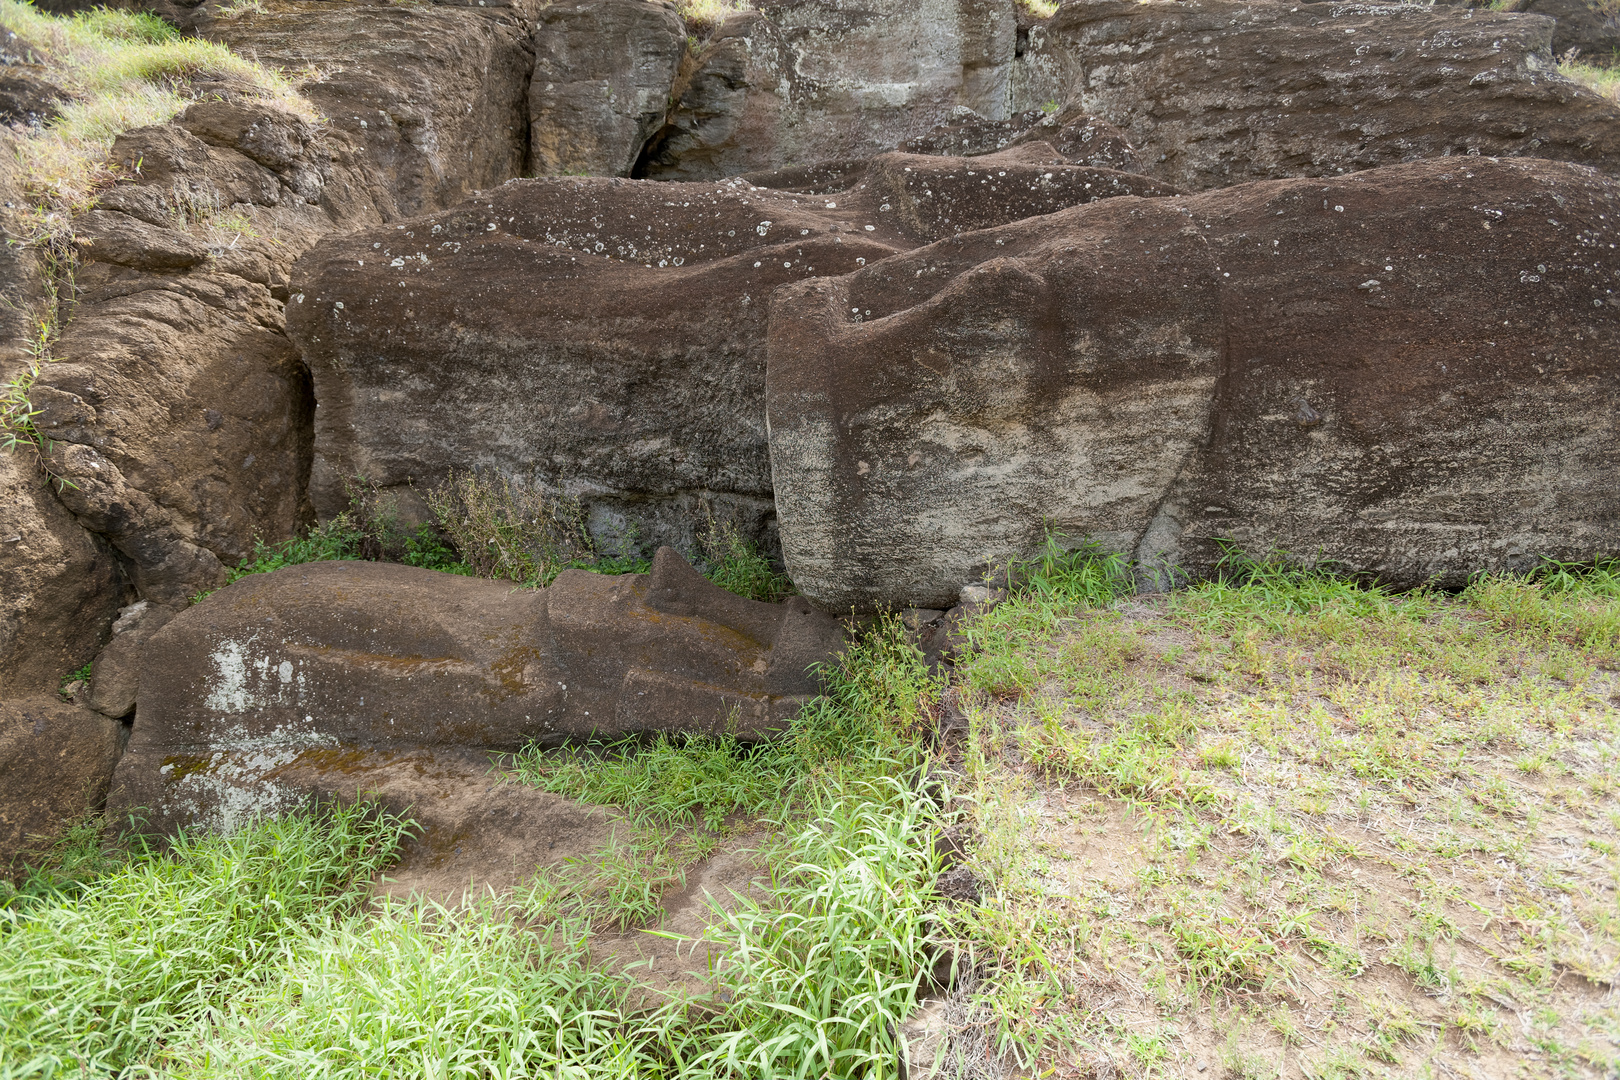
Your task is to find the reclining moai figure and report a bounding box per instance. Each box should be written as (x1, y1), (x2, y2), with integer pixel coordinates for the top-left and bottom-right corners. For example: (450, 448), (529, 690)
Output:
(109, 548), (843, 835)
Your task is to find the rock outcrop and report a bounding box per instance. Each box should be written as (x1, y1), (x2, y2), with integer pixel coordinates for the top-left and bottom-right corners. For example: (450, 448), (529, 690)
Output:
(0, 697), (125, 877)
(0, 454), (125, 697)
(632, 0), (1021, 180)
(108, 549), (843, 835)
(0, 133), (125, 697)
(530, 0), (689, 178)
(1019, 0), (1620, 191)
(30, 101), (382, 606)
(767, 156), (1620, 611)
(201, 0), (537, 217)
(1465, 0), (1620, 65)
(285, 147), (1172, 553)
(900, 105), (1146, 174)
(83, 601), (174, 720)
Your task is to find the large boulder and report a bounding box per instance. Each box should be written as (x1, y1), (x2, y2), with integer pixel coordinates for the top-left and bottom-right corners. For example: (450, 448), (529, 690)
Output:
(1452, 0), (1620, 65)
(1520, 0), (1620, 62)
(0, 697), (125, 879)
(529, 0), (689, 178)
(284, 148), (1174, 553)
(766, 156), (1620, 611)
(635, 0), (1020, 180)
(1015, 0), (1620, 192)
(107, 549), (844, 836)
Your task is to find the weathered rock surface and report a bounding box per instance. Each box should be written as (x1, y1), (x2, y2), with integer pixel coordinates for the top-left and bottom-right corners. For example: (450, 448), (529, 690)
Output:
(1523, 0), (1620, 62)
(29, 100), (388, 606)
(0, 697), (125, 877)
(0, 453), (125, 697)
(1019, 0), (1620, 192)
(108, 549), (844, 835)
(767, 156), (1620, 611)
(201, 0), (536, 217)
(83, 601), (174, 719)
(529, 0), (688, 178)
(0, 131), (125, 697)
(0, 28), (67, 130)
(900, 104), (1145, 174)
(635, 0), (1021, 180)
(1454, 0), (1620, 64)
(286, 149), (1172, 552)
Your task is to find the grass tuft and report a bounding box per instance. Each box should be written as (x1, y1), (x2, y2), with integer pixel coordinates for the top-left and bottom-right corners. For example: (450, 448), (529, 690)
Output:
(699, 514), (793, 603)
(511, 613), (942, 828)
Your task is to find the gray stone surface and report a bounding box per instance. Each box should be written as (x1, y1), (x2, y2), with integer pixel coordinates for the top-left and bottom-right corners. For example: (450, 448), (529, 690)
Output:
(201, 0), (536, 217)
(637, 0), (1020, 180)
(284, 150), (1170, 555)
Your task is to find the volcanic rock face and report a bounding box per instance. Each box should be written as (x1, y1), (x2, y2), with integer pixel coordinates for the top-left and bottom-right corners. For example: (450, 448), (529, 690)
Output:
(30, 102), (380, 606)
(0, 137), (124, 697)
(529, 0), (689, 178)
(1021, 0), (1620, 191)
(108, 548), (843, 835)
(285, 148), (1173, 553)
(767, 157), (1620, 611)
(0, 697), (125, 877)
(1486, 0), (1620, 64)
(0, 453), (125, 697)
(202, 0), (536, 217)
(899, 105), (1145, 174)
(635, 0), (1021, 180)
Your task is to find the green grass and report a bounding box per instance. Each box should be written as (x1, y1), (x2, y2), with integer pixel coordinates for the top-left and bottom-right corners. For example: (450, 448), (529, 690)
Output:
(1562, 58), (1620, 98)
(509, 614), (942, 831)
(0, 0), (311, 214)
(10, 543), (1616, 1078)
(0, 804), (412, 1075)
(667, 780), (943, 1078)
(169, 899), (653, 1079)
(699, 516), (793, 603)
(938, 541), (1620, 1075)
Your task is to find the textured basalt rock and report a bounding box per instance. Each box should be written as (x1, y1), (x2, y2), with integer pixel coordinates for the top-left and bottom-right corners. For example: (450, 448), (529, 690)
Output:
(0, 453), (125, 698)
(83, 601), (174, 720)
(900, 105), (1145, 174)
(1018, 0), (1620, 191)
(108, 549), (844, 835)
(529, 0), (688, 178)
(0, 134), (125, 696)
(284, 148), (1173, 553)
(766, 156), (1620, 611)
(1444, 0), (1620, 65)
(29, 101), (379, 606)
(0, 697), (125, 878)
(635, 0), (1021, 180)
(201, 0), (536, 217)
